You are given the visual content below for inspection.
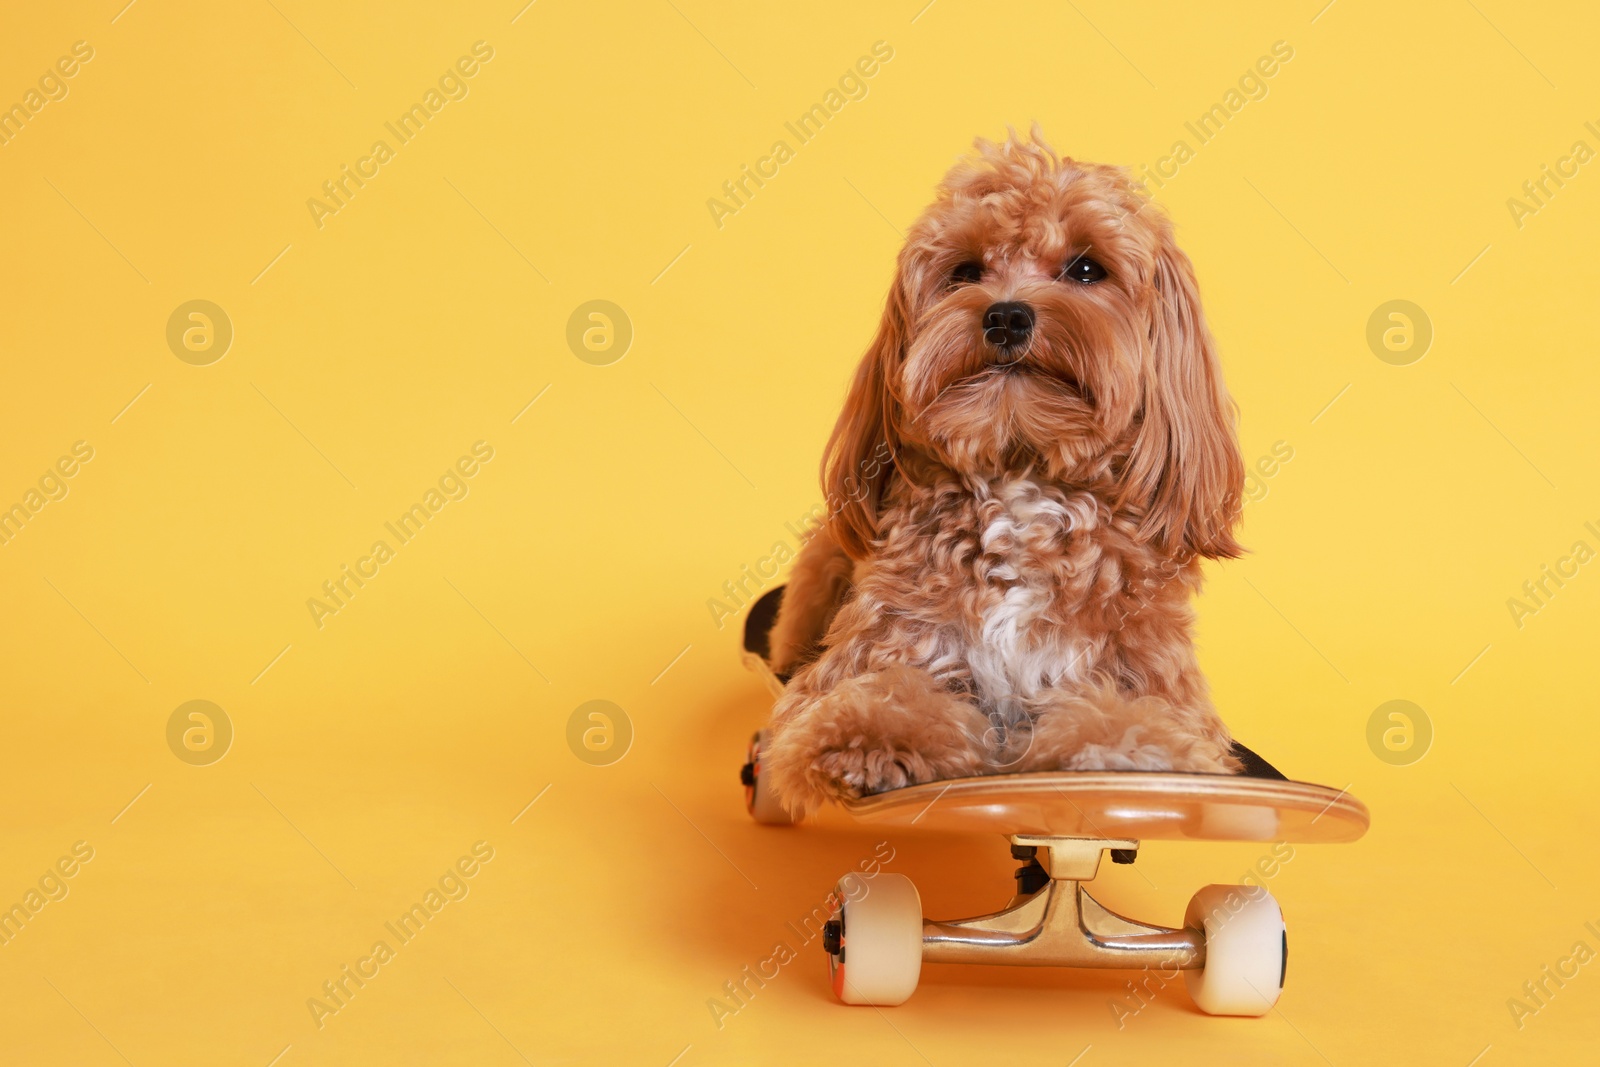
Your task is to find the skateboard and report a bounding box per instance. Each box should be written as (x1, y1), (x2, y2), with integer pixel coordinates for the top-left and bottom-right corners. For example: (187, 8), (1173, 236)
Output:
(737, 585), (1370, 1013)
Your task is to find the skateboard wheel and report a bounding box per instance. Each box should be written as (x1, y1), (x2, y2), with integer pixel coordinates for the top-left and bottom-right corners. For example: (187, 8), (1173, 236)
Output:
(1182, 884), (1287, 1016)
(743, 730), (795, 825)
(827, 873), (923, 1006)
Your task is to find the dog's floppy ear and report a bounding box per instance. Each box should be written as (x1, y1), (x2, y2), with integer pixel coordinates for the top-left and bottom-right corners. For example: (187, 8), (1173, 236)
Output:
(1117, 237), (1245, 561)
(822, 267), (909, 560)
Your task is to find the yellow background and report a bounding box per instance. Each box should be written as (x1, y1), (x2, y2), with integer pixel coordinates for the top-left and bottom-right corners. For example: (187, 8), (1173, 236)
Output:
(2, 1), (1597, 1064)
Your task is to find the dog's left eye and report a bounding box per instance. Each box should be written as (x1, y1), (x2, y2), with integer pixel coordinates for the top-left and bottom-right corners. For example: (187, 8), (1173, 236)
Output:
(950, 261), (984, 286)
(1060, 256), (1106, 284)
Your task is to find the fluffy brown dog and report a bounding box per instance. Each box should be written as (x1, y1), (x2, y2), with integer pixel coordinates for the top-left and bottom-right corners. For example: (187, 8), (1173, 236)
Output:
(762, 128), (1247, 814)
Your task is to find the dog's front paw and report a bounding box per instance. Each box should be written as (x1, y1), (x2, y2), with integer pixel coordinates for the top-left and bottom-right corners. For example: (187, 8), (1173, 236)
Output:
(1019, 690), (1244, 776)
(1062, 734), (1179, 772)
(763, 667), (991, 813)
(807, 740), (963, 800)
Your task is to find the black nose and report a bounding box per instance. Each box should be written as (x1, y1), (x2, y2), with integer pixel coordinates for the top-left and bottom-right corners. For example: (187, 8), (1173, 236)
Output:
(983, 301), (1034, 350)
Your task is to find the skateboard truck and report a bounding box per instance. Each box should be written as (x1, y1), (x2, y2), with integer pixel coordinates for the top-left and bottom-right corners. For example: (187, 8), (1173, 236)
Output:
(822, 831), (1293, 1012)
(920, 837), (1204, 971)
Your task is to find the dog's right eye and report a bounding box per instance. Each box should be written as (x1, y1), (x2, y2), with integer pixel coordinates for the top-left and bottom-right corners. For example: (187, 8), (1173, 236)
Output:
(950, 261), (984, 286)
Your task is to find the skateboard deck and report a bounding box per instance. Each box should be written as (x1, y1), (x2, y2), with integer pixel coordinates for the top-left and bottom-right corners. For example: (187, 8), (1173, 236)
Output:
(841, 769), (1368, 844)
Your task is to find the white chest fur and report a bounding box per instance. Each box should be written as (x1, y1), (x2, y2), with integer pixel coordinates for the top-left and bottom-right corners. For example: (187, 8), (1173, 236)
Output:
(963, 478), (1101, 709)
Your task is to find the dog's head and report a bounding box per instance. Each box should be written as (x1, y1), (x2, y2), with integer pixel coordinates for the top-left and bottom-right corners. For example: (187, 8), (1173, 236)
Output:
(825, 128), (1244, 563)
